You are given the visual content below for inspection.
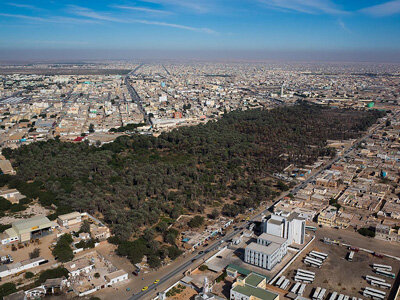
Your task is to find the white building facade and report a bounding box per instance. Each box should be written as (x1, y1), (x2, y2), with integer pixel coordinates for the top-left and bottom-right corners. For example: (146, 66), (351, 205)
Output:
(262, 210), (305, 245)
(0, 257), (46, 279)
(106, 270), (129, 285)
(244, 233), (288, 270)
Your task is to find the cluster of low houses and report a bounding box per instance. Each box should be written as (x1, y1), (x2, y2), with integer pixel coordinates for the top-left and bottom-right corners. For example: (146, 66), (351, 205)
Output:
(5, 277), (68, 300)
(4, 251), (129, 299)
(0, 212), (110, 246)
(273, 120), (400, 238)
(64, 251), (128, 297)
(274, 159), (399, 239)
(0, 211), (128, 299)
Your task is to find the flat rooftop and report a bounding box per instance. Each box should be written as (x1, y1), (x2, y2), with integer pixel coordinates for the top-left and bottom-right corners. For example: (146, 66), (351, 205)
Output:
(232, 283), (278, 300)
(12, 215), (53, 232)
(106, 269), (127, 281)
(245, 273), (266, 287)
(58, 212), (81, 221)
(246, 242), (281, 255)
(258, 233), (287, 245)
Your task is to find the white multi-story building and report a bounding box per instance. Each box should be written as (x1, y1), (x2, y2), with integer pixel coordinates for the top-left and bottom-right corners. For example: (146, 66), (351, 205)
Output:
(262, 210), (305, 245)
(244, 233), (288, 270)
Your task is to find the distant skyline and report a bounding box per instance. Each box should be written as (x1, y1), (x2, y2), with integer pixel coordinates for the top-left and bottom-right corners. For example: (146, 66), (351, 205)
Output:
(1, 0), (400, 62)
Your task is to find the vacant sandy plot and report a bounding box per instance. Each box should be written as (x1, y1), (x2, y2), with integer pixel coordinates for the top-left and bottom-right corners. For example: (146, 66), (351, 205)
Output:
(166, 285), (197, 300)
(0, 232), (56, 263)
(0, 203), (52, 225)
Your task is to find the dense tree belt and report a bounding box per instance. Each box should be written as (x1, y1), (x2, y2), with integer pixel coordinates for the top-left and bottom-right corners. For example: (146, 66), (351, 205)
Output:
(4, 104), (384, 246)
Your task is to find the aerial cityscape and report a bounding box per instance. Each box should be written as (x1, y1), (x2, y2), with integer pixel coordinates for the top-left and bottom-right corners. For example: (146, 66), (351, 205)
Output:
(0, 1), (399, 300)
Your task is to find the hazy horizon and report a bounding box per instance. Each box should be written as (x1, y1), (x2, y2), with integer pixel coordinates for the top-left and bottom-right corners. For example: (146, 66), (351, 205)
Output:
(1, 0), (400, 63)
(1, 49), (400, 64)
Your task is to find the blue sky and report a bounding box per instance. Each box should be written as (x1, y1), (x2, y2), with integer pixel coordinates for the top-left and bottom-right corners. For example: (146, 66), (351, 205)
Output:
(0, 0), (400, 61)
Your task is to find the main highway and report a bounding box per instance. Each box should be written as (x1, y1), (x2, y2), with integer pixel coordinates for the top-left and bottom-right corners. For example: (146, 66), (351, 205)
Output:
(128, 63), (144, 76)
(125, 64), (152, 125)
(129, 112), (392, 300)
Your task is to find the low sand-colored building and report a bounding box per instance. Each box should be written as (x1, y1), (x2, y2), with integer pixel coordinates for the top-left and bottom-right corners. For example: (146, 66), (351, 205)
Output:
(105, 270), (128, 285)
(57, 212), (82, 227)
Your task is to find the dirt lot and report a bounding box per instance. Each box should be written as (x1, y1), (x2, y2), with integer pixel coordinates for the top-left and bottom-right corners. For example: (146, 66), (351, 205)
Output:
(282, 237), (400, 299)
(166, 284), (198, 299)
(0, 233), (53, 262)
(315, 225), (400, 258)
(0, 203), (52, 225)
(191, 268), (219, 286)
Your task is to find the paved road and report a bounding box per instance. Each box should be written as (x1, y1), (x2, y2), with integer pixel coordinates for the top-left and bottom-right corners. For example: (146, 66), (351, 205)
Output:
(162, 65), (171, 76)
(128, 63), (144, 76)
(125, 63), (151, 124)
(129, 226), (244, 299)
(128, 113), (391, 300)
(125, 75), (150, 125)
